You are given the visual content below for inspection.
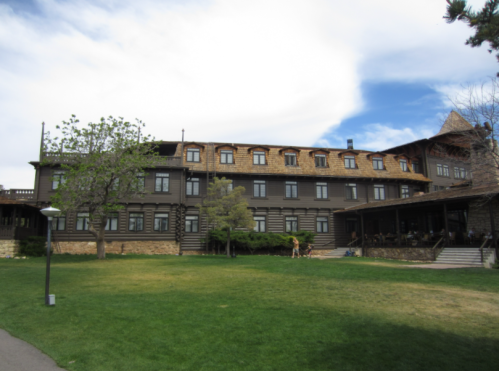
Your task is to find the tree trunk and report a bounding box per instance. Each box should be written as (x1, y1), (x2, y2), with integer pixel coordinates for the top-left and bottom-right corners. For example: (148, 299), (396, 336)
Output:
(226, 228), (231, 258)
(96, 227), (106, 259)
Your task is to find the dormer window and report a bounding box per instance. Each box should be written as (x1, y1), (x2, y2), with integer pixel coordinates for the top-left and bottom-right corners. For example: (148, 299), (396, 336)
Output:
(187, 148), (200, 162)
(412, 161), (420, 173)
(344, 156), (356, 169)
(284, 153), (297, 166)
(373, 157), (384, 170)
(220, 150), (233, 164)
(400, 159), (408, 172)
(253, 151), (266, 165)
(315, 154), (326, 167)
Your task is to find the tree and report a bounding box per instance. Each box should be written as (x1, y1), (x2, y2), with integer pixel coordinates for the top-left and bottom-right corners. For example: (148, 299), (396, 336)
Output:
(444, 77), (499, 189)
(444, 0), (499, 74)
(197, 177), (255, 258)
(43, 115), (162, 259)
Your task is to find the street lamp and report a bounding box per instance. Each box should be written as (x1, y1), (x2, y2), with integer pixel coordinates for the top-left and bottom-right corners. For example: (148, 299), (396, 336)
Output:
(40, 206), (61, 306)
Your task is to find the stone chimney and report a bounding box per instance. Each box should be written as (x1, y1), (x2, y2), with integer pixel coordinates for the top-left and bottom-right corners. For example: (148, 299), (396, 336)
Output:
(347, 139), (353, 149)
(470, 125), (499, 186)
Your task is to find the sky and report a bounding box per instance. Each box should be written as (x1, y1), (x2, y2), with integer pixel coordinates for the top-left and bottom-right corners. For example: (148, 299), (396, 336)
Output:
(0, 0), (497, 189)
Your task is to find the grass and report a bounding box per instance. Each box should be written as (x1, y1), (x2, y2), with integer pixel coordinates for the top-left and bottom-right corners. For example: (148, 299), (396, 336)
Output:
(1, 255), (498, 371)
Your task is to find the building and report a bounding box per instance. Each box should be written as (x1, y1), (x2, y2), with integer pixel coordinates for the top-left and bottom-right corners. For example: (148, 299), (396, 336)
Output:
(1, 111), (496, 261)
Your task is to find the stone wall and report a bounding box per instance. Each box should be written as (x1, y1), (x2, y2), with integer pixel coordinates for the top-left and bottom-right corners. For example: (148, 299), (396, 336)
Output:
(0, 240), (19, 258)
(55, 240), (182, 255)
(312, 249), (335, 256)
(467, 198), (499, 233)
(365, 247), (443, 261)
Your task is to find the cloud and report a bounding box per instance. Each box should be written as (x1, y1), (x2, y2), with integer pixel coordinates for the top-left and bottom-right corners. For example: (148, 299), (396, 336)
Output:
(0, 0), (497, 188)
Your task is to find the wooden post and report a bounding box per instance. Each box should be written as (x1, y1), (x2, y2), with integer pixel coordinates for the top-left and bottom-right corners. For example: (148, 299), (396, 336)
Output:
(360, 212), (366, 256)
(396, 208), (401, 246)
(489, 201), (497, 257)
(443, 204), (450, 246)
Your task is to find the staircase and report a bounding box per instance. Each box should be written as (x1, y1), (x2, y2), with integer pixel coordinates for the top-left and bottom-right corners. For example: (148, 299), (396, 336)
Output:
(434, 247), (493, 266)
(320, 248), (351, 258)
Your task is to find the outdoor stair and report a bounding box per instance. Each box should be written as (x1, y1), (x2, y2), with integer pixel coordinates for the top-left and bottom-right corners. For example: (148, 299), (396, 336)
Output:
(320, 247), (351, 258)
(434, 247), (492, 266)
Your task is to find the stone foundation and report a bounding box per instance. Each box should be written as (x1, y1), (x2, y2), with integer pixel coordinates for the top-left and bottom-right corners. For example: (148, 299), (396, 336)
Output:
(312, 249), (335, 256)
(365, 247), (443, 262)
(467, 198), (499, 233)
(55, 240), (181, 255)
(0, 240), (20, 258)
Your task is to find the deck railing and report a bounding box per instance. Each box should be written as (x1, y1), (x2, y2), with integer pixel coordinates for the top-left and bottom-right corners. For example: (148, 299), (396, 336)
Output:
(0, 189), (35, 200)
(0, 226), (40, 240)
(41, 152), (182, 167)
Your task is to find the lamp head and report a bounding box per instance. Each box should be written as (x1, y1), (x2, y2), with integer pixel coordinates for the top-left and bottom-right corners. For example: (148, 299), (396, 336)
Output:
(40, 206), (61, 220)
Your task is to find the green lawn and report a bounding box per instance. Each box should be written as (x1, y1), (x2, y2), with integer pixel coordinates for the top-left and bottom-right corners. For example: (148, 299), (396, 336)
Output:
(1, 255), (498, 371)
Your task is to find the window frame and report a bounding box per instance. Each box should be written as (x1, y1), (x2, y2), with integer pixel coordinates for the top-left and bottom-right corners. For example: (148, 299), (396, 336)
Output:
(285, 216), (298, 232)
(437, 164), (443, 176)
(136, 173), (145, 192)
(186, 177), (200, 196)
(253, 180), (266, 198)
(400, 159), (408, 172)
(443, 165), (449, 177)
(76, 212), (90, 231)
(253, 216), (266, 232)
(52, 171), (66, 190)
(285, 181), (298, 199)
(284, 153), (297, 166)
(52, 215), (66, 231)
(373, 157), (384, 170)
(186, 148), (200, 162)
(316, 216), (328, 233)
(412, 161), (420, 173)
(374, 184), (386, 200)
(316, 182), (328, 199)
(105, 212), (119, 231)
(344, 156), (356, 169)
(253, 151), (266, 165)
(185, 215), (199, 233)
(128, 212), (144, 231)
(315, 154), (327, 167)
(345, 183), (358, 200)
(401, 185), (410, 199)
(153, 213), (169, 232)
(220, 150), (234, 164)
(155, 173), (170, 192)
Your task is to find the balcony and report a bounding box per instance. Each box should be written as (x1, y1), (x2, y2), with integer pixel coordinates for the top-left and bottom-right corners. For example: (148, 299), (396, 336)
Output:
(0, 226), (40, 240)
(0, 189), (35, 201)
(41, 152), (182, 167)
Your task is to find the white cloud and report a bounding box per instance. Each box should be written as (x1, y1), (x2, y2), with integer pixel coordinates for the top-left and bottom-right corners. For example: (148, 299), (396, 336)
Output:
(0, 0), (497, 188)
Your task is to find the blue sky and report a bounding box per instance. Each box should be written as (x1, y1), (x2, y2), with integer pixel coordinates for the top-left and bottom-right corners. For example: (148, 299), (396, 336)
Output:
(0, 0), (497, 188)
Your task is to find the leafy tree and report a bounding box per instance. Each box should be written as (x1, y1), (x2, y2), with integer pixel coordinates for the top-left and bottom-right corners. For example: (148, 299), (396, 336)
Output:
(197, 177), (255, 258)
(444, 0), (499, 74)
(43, 115), (162, 259)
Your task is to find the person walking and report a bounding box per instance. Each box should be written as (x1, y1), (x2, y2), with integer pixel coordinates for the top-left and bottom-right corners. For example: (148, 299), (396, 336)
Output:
(292, 237), (300, 258)
(307, 244), (314, 259)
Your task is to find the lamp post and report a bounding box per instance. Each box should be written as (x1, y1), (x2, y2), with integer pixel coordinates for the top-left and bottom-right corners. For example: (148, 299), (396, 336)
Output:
(40, 206), (61, 305)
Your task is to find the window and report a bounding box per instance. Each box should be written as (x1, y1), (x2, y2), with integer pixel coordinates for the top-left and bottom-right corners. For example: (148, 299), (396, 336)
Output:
(52, 215), (66, 231)
(253, 180), (266, 197)
(315, 154), (326, 167)
(76, 212), (89, 231)
(284, 153), (297, 166)
(52, 171), (65, 190)
(253, 151), (266, 165)
(105, 213), (118, 231)
(129, 213), (144, 231)
(316, 182), (328, 199)
(433, 185), (439, 192)
(254, 216), (266, 232)
(412, 161), (420, 173)
(136, 173), (145, 191)
(454, 167), (460, 179)
(185, 215), (199, 232)
(345, 183), (357, 200)
(443, 165), (449, 177)
(437, 164), (443, 176)
(374, 184), (385, 200)
(460, 168), (467, 179)
(401, 185), (410, 199)
(317, 217), (328, 233)
(186, 148), (200, 162)
(400, 159), (408, 172)
(154, 213), (169, 232)
(285, 181), (298, 198)
(344, 156), (356, 169)
(220, 150), (233, 164)
(373, 157), (384, 170)
(285, 216), (298, 232)
(186, 177), (200, 196)
(155, 173), (169, 192)
(222, 179), (233, 195)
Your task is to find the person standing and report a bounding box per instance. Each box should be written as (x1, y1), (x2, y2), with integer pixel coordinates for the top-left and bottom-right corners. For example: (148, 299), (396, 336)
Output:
(307, 244), (314, 259)
(292, 237), (300, 258)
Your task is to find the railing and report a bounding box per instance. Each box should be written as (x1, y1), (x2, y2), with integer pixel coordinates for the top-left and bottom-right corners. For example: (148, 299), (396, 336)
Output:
(41, 152), (182, 167)
(0, 189), (35, 200)
(0, 226), (14, 239)
(0, 226), (40, 240)
(432, 237), (444, 261)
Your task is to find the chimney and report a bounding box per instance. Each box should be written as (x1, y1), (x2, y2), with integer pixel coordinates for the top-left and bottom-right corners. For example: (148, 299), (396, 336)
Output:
(347, 139), (353, 149)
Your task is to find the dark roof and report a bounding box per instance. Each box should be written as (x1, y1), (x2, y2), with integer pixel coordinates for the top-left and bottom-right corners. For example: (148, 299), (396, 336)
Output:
(334, 183), (499, 213)
(0, 196), (40, 209)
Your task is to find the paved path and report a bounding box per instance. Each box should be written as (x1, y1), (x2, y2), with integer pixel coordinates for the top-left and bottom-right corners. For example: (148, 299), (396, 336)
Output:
(0, 329), (66, 371)
(402, 263), (480, 269)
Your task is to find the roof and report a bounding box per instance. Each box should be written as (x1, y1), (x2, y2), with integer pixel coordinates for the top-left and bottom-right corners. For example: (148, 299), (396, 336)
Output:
(334, 183), (499, 213)
(433, 111), (473, 137)
(0, 196), (40, 208)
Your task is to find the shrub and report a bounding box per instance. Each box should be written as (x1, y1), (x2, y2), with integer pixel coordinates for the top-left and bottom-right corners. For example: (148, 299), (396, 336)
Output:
(19, 236), (48, 257)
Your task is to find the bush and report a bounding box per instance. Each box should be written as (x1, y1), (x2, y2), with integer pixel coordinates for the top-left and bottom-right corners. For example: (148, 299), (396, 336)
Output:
(19, 236), (48, 257)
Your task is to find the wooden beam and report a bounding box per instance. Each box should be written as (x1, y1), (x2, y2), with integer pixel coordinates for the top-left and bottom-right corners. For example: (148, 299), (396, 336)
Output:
(443, 203), (450, 246)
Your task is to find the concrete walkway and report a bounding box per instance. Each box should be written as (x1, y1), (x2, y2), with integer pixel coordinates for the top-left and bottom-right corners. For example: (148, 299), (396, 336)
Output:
(0, 329), (66, 371)
(402, 263), (480, 269)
